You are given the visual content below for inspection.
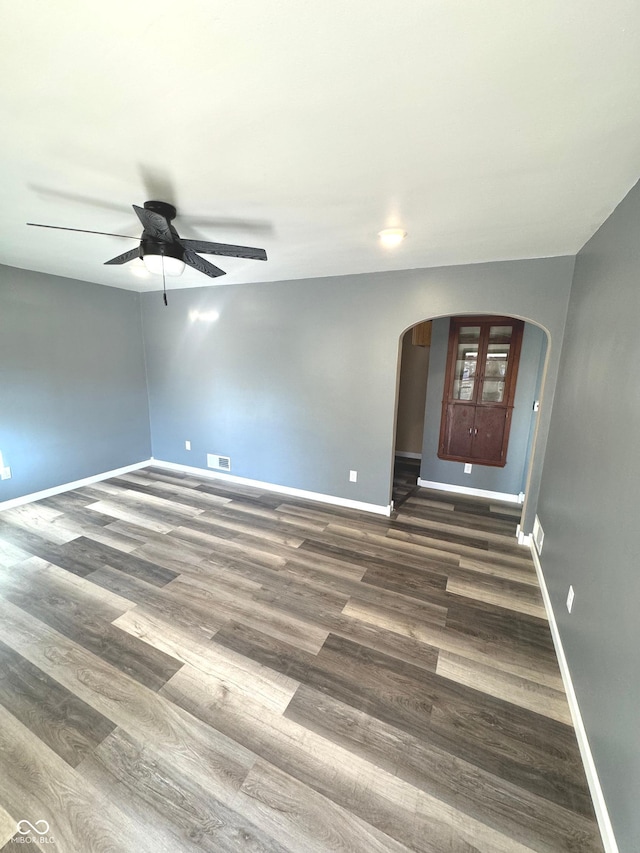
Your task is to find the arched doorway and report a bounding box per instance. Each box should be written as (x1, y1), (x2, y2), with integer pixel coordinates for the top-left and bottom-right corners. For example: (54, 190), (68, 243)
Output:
(392, 314), (550, 535)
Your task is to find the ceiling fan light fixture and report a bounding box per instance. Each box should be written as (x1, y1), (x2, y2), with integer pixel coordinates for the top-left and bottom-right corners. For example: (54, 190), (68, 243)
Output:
(141, 237), (185, 277)
(129, 259), (150, 278)
(378, 228), (407, 248)
(143, 253), (185, 276)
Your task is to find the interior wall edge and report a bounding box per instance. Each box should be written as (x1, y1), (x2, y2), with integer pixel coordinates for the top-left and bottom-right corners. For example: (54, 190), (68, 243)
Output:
(529, 543), (619, 853)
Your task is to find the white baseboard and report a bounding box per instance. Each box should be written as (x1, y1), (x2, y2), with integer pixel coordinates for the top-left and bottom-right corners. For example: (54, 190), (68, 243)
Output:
(0, 458), (393, 517)
(529, 545), (619, 853)
(151, 459), (393, 516)
(417, 478), (522, 504)
(516, 524), (533, 547)
(395, 451), (422, 460)
(0, 460), (151, 513)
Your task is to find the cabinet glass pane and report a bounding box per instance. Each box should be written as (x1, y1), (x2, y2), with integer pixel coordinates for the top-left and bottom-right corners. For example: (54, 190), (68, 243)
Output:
(453, 326), (480, 400)
(481, 326), (513, 403)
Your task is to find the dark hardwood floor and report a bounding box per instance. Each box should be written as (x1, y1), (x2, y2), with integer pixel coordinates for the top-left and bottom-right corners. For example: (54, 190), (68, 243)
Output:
(0, 468), (604, 852)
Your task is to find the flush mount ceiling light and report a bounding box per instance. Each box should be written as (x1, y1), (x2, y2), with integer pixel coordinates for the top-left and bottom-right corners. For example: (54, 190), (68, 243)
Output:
(378, 228), (407, 248)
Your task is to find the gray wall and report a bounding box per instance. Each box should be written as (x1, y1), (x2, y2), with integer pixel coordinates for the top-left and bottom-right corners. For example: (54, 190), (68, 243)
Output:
(420, 318), (546, 496)
(141, 255), (574, 526)
(0, 265), (151, 502)
(536, 179), (640, 851)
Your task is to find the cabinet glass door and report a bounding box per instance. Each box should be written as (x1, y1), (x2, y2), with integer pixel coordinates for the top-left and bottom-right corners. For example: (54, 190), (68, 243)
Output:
(480, 325), (512, 403)
(453, 326), (480, 401)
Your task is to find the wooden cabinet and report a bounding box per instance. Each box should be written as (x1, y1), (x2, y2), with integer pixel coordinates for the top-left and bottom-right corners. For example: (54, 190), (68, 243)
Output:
(438, 316), (524, 467)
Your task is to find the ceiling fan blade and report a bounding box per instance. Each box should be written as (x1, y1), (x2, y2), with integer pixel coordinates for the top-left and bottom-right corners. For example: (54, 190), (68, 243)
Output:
(132, 205), (174, 242)
(104, 247), (141, 266)
(179, 239), (267, 261)
(183, 249), (226, 278)
(27, 222), (138, 239)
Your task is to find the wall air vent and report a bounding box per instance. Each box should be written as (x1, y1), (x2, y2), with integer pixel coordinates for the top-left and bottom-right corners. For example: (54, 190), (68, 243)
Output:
(207, 454), (231, 472)
(533, 516), (544, 554)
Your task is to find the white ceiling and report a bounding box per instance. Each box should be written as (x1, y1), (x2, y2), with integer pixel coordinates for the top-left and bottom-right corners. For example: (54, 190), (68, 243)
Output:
(1, 0), (639, 292)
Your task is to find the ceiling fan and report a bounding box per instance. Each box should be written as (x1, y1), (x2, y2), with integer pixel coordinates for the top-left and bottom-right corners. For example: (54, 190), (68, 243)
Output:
(27, 200), (268, 302)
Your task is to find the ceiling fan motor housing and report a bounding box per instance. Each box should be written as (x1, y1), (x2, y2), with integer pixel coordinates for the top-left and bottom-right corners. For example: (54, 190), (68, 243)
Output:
(143, 200), (177, 221)
(141, 237), (183, 261)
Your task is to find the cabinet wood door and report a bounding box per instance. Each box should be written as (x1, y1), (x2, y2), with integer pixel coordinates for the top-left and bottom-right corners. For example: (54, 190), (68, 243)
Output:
(471, 406), (509, 464)
(442, 403), (474, 459)
(438, 316), (523, 467)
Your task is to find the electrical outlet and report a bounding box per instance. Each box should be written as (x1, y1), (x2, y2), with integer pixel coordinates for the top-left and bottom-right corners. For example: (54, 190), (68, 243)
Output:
(185, 440), (191, 451)
(349, 470), (357, 483)
(464, 463), (472, 474)
(567, 585), (575, 613)
(1, 466), (11, 481)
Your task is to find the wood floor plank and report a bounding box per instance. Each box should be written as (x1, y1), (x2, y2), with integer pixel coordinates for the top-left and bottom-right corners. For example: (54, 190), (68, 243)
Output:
(215, 621), (439, 723)
(0, 703), (156, 852)
(285, 684), (599, 851)
(196, 510), (307, 548)
(103, 482), (207, 518)
(301, 528), (462, 572)
(457, 555), (540, 586)
(78, 729), (289, 853)
(164, 573), (330, 655)
(0, 567), (183, 692)
(0, 524), (84, 572)
(0, 638), (116, 767)
(446, 573), (547, 618)
(220, 498), (330, 535)
(79, 522), (148, 554)
(59, 536), (179, 587)
(237, 758), (415, 853)
(0, 805), (15, 850)
(85, 499), (177, 533)
(0, 503), (69, 542)
(13, 554), (138, 613)
(86, 566), (227, 640)
(395, 506), (521, 541)
(48, 507), (119, 538)
(114, 608), (299, 715)
(0, 538), (31, 569)
(436, 650), (572, 725)
(169, 524), (289, 569)
(342, 597), (563, 690)
(386, 526), (533, 569)
(114, 472), (234, 509)
(162, 664), (547, 853)
(130, 537), (219, 575)
(0, 597), (258, 798)
(445, 597), (555, 657)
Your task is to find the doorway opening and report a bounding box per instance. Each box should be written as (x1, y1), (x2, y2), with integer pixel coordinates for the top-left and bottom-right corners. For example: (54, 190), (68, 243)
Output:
(392, 322), (431, 507)
(392, 315), (548, 524)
